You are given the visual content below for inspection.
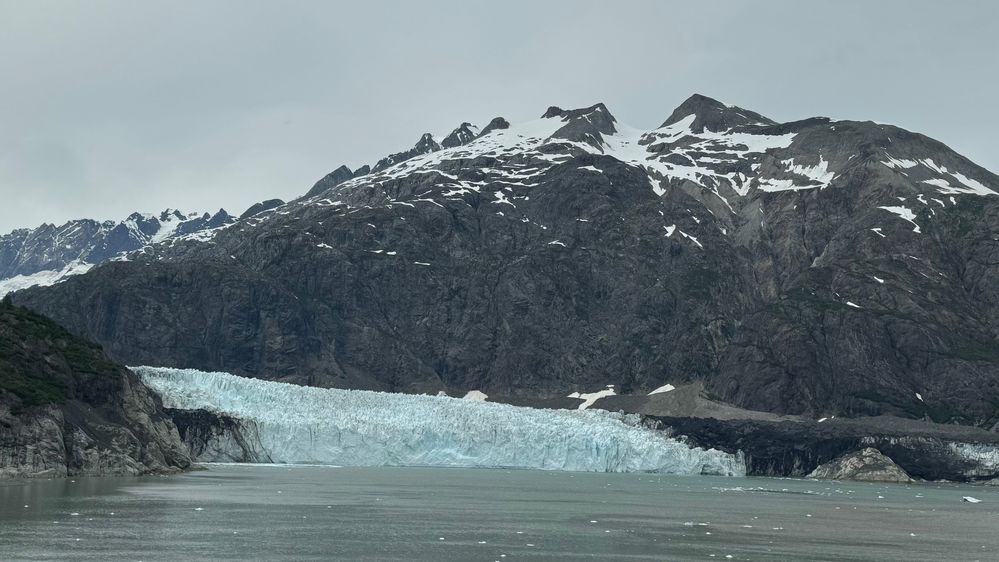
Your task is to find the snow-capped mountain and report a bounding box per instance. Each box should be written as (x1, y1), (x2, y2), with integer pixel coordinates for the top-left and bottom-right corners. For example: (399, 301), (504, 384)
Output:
(0, 208), (235, 296)
(14, 94), (999, 428)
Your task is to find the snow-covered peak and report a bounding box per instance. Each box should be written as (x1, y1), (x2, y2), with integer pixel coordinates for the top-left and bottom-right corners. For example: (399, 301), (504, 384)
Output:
(659, 93), (776, 133)
(298, 96), (999, 239)
(0, 207), (237, 296)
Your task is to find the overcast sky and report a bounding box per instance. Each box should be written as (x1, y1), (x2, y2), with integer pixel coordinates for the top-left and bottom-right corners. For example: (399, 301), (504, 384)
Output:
(1, 0), (997, 231)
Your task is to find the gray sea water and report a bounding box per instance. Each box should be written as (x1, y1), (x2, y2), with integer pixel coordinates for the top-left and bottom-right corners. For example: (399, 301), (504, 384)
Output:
(1, 464), (998, 561)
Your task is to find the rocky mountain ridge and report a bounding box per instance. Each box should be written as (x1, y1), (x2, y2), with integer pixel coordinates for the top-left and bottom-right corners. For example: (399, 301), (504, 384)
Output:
(12, 93), (999, 428)
(0, 208), (237, 297)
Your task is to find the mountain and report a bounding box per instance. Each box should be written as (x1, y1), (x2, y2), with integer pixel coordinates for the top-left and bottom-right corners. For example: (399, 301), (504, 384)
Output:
(12, 94), (999, 428)
(0, 297), (191, 477)
(0, 208), (236, 297)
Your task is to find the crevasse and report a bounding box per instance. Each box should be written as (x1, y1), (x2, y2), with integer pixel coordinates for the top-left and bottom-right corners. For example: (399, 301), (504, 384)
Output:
(135, 367), (745, 476)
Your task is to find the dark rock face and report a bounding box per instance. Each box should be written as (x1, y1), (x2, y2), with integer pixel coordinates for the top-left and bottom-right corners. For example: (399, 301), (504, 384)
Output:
(441, 122), (479, 148)
(239, 199), (286, 220)
(304, 165), (355, 199)
(648, 416), (999, 481)
(14, 95), (999, 428)
(372, 133), (441, 172)
(0, 299), (191, 477)
(479, 117), (510, 136)
(166, 408), (264, 462)
(807, 447), (913, 482)
(550, 103), (617, 150)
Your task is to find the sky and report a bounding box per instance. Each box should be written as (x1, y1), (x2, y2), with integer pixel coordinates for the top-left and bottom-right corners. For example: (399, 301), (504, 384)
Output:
(1, 0), (997, 231)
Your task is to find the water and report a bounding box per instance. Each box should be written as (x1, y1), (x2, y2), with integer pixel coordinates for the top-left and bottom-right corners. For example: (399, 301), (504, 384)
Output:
(2, 465), (998, 561)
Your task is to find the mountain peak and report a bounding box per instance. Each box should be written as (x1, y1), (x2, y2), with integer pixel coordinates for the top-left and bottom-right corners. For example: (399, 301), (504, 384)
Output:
(660, 93), (775, 133)
(548, 103), (617, 150)
(542, 106), (565, 119)
(157, 209), (187, 222)
(478, 117), (510, 137)
(441, 122), (479, 148)
(414, 132), (439, 151)
(305, 165), (354, 198)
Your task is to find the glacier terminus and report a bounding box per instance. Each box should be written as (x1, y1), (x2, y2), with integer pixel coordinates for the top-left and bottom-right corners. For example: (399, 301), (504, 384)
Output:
(135, 367), (745, 476)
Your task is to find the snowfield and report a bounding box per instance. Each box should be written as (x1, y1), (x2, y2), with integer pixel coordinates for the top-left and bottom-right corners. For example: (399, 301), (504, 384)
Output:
(135, 367), (745, 476)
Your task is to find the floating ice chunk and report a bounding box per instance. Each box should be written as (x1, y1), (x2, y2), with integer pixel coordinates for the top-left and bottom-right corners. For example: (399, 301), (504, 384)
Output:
(135, 368), (743, 475)
(963, 496), (982, 503)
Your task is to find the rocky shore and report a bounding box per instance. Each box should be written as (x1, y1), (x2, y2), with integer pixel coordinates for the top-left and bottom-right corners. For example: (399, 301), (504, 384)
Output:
(0, 299), (191, 478)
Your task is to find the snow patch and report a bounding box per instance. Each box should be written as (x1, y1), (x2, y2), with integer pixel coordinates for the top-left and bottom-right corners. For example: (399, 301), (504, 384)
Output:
(0, 260), (94, 298)
(462, 390), (488, 402)
(575, 385), (617, 410)
(877, 206), (921, 233)
(648, 384), (676, 396)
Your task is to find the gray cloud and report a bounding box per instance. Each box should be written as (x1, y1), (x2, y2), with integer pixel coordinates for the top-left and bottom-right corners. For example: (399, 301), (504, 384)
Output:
(1, 0), (996, 230)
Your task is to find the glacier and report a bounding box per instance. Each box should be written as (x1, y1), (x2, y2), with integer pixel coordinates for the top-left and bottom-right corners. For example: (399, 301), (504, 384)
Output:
(134, 367), (745, 476)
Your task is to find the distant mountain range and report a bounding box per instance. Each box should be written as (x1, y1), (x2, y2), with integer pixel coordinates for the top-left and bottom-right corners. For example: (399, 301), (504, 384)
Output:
(8, 93), (999, 428)
(0, 203), (288, 297)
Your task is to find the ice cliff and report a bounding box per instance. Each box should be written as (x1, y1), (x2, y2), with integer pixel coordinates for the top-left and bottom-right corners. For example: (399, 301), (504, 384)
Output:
(134, 367), (745, 476)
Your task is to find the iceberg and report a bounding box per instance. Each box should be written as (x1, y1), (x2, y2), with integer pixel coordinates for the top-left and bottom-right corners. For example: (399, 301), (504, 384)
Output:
(135, 367), (745, 476)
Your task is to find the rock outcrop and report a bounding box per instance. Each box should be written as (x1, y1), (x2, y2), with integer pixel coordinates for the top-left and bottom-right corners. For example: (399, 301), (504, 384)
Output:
(0, 298), (191, 477)
(807, 447), (913, 482)
(648, 414), (999, 481)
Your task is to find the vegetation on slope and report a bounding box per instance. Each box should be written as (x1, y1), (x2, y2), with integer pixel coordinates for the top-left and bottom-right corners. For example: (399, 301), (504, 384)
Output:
(0, 294), (123, 412)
